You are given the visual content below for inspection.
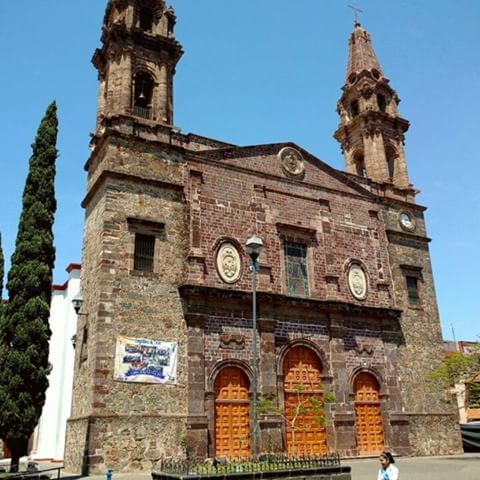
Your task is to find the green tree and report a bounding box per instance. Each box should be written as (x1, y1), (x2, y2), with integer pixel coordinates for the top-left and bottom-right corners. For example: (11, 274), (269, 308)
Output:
(257, 385), (335, 455)
(429, 345), (480, 410)
(0, 102), (58, 472)
(0, 232), (4, 314)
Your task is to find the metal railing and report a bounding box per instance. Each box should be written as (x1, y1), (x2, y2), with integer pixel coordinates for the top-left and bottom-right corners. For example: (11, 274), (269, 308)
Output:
(1, 466), (63, 479)
(159, 454), (341, 476)
(133, 105), (152, 119)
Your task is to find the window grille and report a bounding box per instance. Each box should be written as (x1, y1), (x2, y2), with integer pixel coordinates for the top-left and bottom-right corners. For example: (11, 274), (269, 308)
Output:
(285, 241), (309, 297)
(134, 234), (155, 272)
(406, 276), (420, 305)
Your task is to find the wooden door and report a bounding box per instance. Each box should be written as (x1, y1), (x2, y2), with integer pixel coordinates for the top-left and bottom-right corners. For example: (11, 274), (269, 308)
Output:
(214, 367), (250, 459)
(283, 346), (327, 456)
(354, 372), (384, 455)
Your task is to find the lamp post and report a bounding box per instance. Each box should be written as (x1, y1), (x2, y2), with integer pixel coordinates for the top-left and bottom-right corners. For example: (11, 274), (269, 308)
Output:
(71, 294), (84, 316)
(246, 235), (263, 458)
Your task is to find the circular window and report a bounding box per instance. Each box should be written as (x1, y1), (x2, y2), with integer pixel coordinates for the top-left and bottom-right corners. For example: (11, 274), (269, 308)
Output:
(348, 73), (358, 85)
(348, 263), (368, 300)
(371, 69), (381, 80)
(216, 242), (242, 284)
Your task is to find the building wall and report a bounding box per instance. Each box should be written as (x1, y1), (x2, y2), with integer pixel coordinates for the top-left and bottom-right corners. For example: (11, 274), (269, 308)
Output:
(32, 264), (81, 461)
(66, 135), (190, 473)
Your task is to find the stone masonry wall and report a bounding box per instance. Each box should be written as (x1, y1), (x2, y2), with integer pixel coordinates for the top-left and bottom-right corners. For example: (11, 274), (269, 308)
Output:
(66, 135), (189, 473)
(383, 204), (463, 453)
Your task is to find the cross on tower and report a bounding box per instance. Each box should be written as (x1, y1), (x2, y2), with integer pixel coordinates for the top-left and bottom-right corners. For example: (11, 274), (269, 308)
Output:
(348, 2), (363, 22)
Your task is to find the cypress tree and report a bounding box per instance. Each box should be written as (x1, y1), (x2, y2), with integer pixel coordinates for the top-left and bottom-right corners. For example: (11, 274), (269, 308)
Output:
(0, 102), (58, 472)
(0, 232), (4, 312)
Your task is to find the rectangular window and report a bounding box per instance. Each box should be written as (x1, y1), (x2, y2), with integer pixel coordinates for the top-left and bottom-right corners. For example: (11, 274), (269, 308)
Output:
(134, 233), (155, 272)
(406, 275), (420, 305)
(80, 326), (88, 363)
(285, 241), (309, 297)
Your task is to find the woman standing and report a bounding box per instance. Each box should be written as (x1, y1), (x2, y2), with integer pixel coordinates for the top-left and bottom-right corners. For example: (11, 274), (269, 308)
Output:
(377, 452), (399, 480)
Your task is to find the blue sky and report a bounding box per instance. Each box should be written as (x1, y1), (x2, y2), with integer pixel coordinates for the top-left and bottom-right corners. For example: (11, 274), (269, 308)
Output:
(0, 1), (478, 341)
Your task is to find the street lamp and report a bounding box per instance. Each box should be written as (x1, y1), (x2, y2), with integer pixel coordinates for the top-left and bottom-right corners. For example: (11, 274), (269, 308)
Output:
(71, 294), (84, 315)
(246, 234), (263, 458)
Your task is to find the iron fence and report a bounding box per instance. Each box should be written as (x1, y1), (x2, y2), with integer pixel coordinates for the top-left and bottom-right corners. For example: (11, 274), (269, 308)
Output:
(159, 453), (341, 476)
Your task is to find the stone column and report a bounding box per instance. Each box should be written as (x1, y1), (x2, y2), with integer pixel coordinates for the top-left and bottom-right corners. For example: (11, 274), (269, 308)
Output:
(186, 314), (209, 458)
(364, 132), (387, 182)
(258, 319), (283, 453)
(158, 63), (168, 123)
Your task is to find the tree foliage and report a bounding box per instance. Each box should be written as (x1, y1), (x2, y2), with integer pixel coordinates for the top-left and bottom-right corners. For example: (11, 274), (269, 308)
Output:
(429, 344), (480, 409)
(0, 102), (58, 471)
(0, 232), (4, 315)
(257, 385), (335, 454)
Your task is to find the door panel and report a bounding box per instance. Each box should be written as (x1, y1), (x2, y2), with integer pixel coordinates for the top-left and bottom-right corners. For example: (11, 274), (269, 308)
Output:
(283, 346), (327, 455)
(354, 372), (384, 455)
(214, 367), (250, 458)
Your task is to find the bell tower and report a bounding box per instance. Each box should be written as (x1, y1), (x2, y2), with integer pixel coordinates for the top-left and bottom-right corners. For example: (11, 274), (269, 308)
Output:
(93, 0), (183, 129)
(334, 21), (411, 191)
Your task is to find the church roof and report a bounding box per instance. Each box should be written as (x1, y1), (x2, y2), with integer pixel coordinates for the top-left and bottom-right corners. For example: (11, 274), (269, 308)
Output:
(345, 21), (383, 82)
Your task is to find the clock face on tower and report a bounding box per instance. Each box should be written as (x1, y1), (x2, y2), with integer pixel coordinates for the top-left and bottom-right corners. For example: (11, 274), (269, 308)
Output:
(399, 211), (415, 231)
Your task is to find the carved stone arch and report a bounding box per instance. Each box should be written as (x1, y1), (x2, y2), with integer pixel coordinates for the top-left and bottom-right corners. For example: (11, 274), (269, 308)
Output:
(349, 366), (387, 398)
(212, 236), (245, 256)
(384, 143), (398, 179)
(277, 338), (330, 379)
(352, 149), (366, 177)
(133, 65), (158, 84)
(207, 359), (253, 393)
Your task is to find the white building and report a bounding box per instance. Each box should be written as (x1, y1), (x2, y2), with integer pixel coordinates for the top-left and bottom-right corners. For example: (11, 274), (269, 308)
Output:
(31, 264), (81, 461)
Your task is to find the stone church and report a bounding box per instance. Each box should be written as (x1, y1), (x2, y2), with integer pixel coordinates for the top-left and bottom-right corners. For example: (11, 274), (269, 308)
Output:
(65, 0), (461, 473)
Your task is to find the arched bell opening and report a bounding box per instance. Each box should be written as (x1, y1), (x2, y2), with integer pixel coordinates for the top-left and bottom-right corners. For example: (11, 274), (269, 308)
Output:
(133, 72), (154, 119)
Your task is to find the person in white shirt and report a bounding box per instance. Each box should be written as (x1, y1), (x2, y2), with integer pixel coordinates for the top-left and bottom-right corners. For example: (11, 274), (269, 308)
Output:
(377, 451), (399, 480)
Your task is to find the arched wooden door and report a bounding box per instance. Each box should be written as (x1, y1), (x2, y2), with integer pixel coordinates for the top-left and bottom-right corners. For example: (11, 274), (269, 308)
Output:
(354, 372), (385, 455)
(214, 366), (250, 459)
(283, 346), (327, 455)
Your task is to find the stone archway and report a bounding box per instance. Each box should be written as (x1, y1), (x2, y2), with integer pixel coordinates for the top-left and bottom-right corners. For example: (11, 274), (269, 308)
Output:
(354, 372), (385, 455)
(214, 366), (251, 458)
(283, 345), (327, 455)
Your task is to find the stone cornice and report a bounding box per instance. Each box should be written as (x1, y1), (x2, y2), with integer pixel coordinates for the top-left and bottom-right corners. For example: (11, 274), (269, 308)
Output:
(386, 229), (431, 244)
(81, 169), (184, 209)
(179, 284), (402, 321)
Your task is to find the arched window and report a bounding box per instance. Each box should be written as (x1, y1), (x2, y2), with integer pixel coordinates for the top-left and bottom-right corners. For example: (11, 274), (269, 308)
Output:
(139, 6), (154, 31)
(385, 145), (396, 180)
(354, 152), (367, 177)
(377, 94), (387, 113)
(133, 73), (154, 119)
(350, 99), (360, 118)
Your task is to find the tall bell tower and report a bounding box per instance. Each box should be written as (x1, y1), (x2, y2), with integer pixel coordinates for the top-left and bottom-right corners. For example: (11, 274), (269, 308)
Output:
(93, 0), (183, 130)
(334, 21), (412, 192)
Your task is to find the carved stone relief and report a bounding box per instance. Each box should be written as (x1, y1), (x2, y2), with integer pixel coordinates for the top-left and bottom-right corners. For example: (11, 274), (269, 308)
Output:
(278, 147), (305, 177)
(348, 263), (368, 300)
(216, 242), (242, 284)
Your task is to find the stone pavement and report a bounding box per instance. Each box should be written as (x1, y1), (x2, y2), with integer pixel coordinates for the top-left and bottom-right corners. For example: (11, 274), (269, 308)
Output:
(2, 454), (479, 480)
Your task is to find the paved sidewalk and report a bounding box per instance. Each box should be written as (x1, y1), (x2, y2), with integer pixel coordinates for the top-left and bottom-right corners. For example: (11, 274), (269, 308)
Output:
(348, 453), (480, 480)
(3, 454), (480, 480)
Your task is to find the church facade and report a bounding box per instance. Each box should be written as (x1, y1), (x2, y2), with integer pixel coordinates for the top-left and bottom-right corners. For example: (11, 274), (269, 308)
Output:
(65, 0), (462, 473)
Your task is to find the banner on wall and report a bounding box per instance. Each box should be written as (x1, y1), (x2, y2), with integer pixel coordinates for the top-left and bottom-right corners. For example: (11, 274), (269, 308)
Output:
(114, 336), (178, 384)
